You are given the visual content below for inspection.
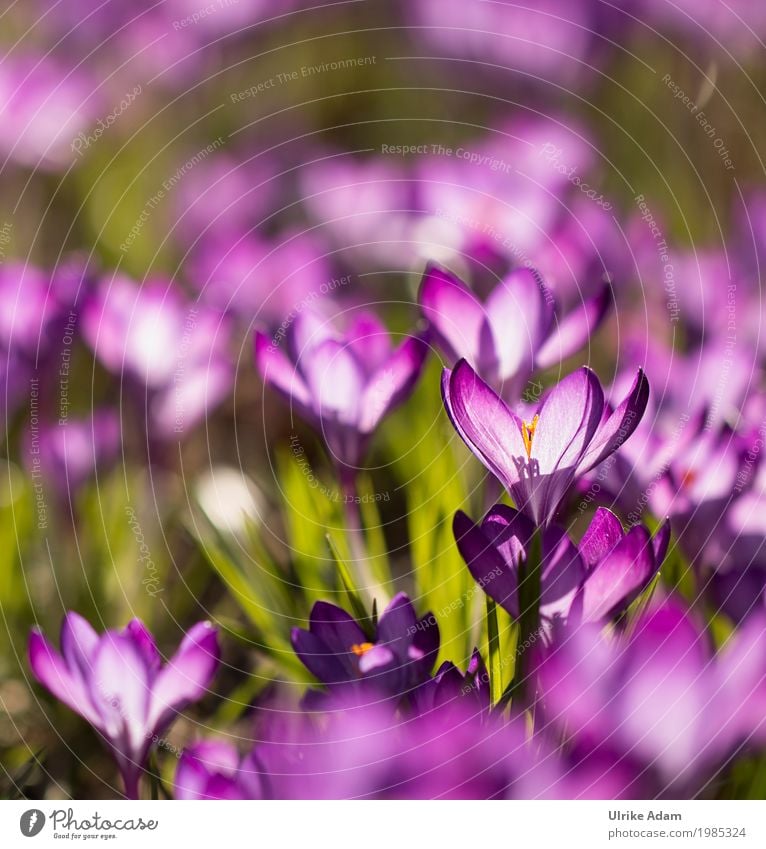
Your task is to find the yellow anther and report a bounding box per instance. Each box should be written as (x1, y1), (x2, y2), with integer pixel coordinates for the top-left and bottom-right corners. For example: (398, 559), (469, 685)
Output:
(351, 642), (374, 657)
(521, 414), (540, 459)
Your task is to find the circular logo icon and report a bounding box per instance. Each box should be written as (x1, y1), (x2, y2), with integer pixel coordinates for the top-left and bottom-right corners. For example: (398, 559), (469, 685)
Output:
(20, 810), (46, 837)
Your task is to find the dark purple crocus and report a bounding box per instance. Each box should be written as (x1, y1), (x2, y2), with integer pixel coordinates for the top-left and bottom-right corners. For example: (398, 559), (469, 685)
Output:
(413, 648), (490, 716)
(255, 309), (428, 471)
(29, 613), (220, 798)
(420, 263), (610, 399)
(442, 359), (648, 526)
(291, 593), (439, 698)
(454, 505), (669, 627)
(538, 596), (766, 793)
(175, 741), (264, 801)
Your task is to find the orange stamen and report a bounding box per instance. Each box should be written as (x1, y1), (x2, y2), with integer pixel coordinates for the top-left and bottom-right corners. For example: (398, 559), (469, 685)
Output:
(351, 642), (374, 657)
(521, 415), (540, 459)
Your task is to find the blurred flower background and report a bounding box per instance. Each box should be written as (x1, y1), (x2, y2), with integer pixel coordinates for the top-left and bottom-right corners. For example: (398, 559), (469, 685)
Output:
(2, 0), (766, 800)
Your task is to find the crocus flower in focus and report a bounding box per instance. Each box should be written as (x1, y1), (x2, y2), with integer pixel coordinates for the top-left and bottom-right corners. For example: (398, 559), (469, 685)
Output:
(291, 593), (439, 698)
(454, 506), (669, 627)
(175, 740), (264, 800)
(254, 309), (428, 472)
(442, 359), (648, 525)
(29, 613), (220, 797)
(420, 263), (610, 400)
(538, 596), (766, 793)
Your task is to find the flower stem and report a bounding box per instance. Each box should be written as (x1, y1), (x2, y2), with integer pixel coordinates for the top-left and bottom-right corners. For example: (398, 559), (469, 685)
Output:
(485, 596), (503, 706)
(515, 526), (542, 705)
(339, 470), (382, 605)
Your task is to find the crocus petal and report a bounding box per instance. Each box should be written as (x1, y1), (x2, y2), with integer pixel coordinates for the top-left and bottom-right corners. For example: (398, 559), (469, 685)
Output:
(147, 622), (219, 731)
(29, 630), (101, 727)
(254, 331), (313, 417)
(90, 633), (152, 753)
(124, 620), (161, 675)
(358, 644), (396, 674)
(483, 268), (551, 384)
(359, 335), (428, 433)
(652, 519), (671, 565)
(301, 338), (365, 425)
(576, 368), (649, 474)
(539, 527), (586, 620)
(535, 284), (611, 370)
(532, 367), (604, 475)
(442, 359), (527, 493)
(287, 309), (334, 363)
(377, 592), (418, 650)
(453, 510), (519, 616)
(579, 507), (625, 570)
(309, 602), (367, 661)
(345, 312), (392, 374)
(527, 368), (604, 523)
(290, 627), (351, 686)
(419, 263), (486, 364)
(580, 526), (657, 622)
(60, 612), (100, 682)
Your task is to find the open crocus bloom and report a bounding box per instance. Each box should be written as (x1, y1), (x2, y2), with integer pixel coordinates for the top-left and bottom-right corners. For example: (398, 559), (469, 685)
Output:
(291, 593), (439, 699)
(443, 359), (648, 525)
(29, 613), (220, 798)
(454, 506), (669, 627)
(255, 309), (428, 470)
(420, 263), (610, 400)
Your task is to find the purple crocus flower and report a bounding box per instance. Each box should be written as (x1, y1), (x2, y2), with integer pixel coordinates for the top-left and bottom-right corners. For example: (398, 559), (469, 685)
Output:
(538, 596), (766, 794)
(254, 309), (428, 471)
(442, 358), (648, 525)
(454, 505), (669, 628)
(0, 53), (97, 171)
(175, 740), (264, 801)
(291, 593), (439, 698)
(24, 409), (121, 498)
(420, 263), (610, 399)
(81, 275), (233, 439)
(29, 613), (220, 798)
(413, 648), (490, 716)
